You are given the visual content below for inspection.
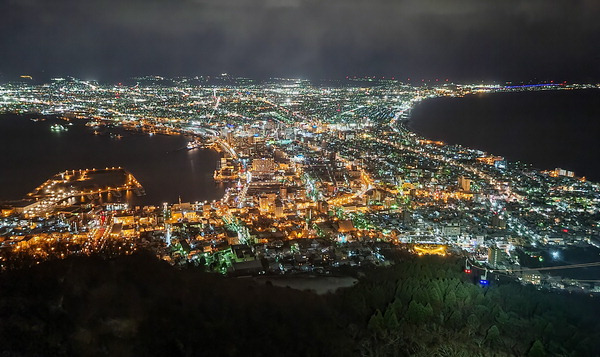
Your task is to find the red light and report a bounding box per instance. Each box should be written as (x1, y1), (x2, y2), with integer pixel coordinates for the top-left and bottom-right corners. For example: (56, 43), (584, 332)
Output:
(562, 229), (568, 233)
(464, 269), (471, 274)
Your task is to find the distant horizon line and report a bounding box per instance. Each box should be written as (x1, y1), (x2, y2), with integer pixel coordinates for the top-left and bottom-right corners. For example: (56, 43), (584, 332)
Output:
(2, 74), (599, 87)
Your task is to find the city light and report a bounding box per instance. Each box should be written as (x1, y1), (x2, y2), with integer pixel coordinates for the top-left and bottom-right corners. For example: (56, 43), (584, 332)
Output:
(0, 77), (597, 295)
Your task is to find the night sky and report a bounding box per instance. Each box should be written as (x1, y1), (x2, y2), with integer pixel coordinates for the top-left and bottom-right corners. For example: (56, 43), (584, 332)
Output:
(1, 0), (599, 82)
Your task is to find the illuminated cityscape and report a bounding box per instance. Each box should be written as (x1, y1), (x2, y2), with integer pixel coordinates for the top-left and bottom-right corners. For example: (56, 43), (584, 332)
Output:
(2, 0), (600, 353)
(1, 76), (599, 294)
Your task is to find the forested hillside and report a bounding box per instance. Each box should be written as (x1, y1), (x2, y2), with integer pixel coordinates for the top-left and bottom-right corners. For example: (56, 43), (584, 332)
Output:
(0, 252), (598, 356)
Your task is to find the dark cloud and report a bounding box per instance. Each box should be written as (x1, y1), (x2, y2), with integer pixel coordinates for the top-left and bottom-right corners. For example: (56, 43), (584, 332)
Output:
(1, 0), (599, 82)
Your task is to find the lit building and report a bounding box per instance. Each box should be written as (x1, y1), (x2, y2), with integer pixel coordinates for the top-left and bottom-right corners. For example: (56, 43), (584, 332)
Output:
(251, 158), (277, 174)
(458, 176), (471, 192)
(443, 223), (461, 237)
(488, 246), (508, 268)
(522, 270), (542, 285)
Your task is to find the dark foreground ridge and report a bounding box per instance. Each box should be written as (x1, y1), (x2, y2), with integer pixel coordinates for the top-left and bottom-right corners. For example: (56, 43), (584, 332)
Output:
(0, 252), (599, 356)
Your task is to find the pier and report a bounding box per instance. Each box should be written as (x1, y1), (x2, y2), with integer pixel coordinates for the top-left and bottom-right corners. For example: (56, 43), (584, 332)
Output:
(21, 167), (144, 216)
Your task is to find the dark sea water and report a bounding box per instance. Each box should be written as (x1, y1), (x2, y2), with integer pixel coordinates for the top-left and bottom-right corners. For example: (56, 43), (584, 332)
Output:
(409, 89), (600, 181)
(410, 89), (600, 281)
(0, 114), (225, 205)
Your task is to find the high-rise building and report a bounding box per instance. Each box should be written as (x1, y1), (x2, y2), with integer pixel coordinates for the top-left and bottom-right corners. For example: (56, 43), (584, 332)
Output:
(458, 176), (471, 192)
(488, 246), (507, 268)
(274, 199), (284, 218)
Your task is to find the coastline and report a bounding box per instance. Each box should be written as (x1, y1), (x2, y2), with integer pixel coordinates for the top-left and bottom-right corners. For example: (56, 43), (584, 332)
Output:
(0, 113), (226, 205)
(405, 88), (600, 182)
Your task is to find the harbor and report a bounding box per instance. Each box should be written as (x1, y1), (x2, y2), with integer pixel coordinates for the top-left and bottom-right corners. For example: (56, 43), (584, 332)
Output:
(0, 114), (224, 205)
(8, 167), (145, 217)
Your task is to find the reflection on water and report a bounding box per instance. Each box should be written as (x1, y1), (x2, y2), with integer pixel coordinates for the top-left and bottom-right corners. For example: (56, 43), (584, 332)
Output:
(0, 114), (226, 205)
